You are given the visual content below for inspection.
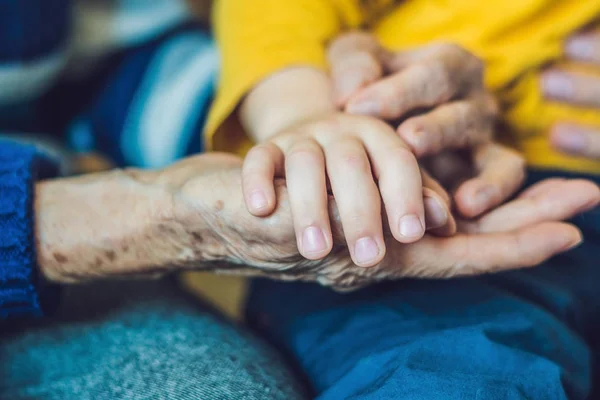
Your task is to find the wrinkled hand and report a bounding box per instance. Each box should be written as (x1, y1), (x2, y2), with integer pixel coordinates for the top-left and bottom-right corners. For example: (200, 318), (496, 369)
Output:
(328, 33), (525, 217)
(166, 154), (597, 290)
(542, 28), (600, 159)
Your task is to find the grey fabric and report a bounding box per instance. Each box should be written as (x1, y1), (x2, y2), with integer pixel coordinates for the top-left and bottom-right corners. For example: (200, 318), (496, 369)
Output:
(0, 279), (307, 400)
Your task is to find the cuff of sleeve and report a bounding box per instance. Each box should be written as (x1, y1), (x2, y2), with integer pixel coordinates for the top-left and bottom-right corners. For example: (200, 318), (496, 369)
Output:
(0, 139), (60, 318)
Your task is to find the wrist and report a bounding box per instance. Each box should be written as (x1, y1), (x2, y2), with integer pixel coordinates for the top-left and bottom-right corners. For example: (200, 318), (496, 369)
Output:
(35, 169), (175, 283)
(240, 67), (337, 142)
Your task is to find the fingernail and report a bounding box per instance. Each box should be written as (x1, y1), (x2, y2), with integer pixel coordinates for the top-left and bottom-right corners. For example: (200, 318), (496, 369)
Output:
(399, 124), (428, 155)
(346, 99), (380, 116)
(552, 127), (587, 154)
(303, 226), (327, 255)
(562, 234), (583, 252)
(250, 190), (268, 210)
(354, 237), (380, 265)
(541, 73), (573, 99)
(473, 185), (497, 210)
(565, 37), (595, 60)
(399, 214), (424, 239)
(424, 196), (448, 229)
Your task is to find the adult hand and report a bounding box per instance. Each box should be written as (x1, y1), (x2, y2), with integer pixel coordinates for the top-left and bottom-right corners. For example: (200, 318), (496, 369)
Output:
(144, 155), (599, 289)
(36, 153), (598, 290)
(542, 28), (600, 159)
(328, 32), (525, 218)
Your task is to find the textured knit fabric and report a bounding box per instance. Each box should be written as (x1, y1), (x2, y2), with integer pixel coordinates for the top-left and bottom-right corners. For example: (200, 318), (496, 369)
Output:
(0, 140), (59, 318)
(0, 279), (308, 400)
(247, 170), (600, 400)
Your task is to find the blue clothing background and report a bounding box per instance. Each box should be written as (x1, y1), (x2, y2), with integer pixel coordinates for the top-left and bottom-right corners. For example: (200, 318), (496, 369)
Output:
(247, 170), (600, 400)
(0, 0), (217, 319)
(0, 140), (60, 318)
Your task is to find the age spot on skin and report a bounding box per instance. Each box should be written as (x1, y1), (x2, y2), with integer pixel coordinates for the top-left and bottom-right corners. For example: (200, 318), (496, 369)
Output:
(214, 200), (225, 211)
(158, 224), (177, 235)
(53, 252), (68, 264)
(105, 250), (116, 261)
(93, 257), (103, 268)
(191, 232), (204, 243)
(122, 245), (129, 252)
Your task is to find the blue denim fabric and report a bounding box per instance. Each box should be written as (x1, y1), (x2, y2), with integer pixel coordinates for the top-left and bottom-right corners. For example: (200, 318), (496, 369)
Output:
(247, 170), (600, 400)
(0, 280), (307, 400)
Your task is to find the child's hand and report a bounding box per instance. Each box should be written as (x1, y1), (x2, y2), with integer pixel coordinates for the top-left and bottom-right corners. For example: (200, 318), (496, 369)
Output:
(242, 112), (454, 267)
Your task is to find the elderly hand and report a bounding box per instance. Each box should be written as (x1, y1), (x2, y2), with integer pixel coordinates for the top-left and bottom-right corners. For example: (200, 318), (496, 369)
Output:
(328, 33), (526, 218)
(542, 28), (600, 159)
(36, 153), (597, 290)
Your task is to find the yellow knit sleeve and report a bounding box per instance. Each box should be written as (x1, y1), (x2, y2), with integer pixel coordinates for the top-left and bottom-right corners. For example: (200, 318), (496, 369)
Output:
(205, 0), (364, 154)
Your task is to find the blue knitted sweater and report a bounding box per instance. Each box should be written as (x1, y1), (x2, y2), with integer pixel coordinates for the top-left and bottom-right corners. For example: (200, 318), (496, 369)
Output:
(0, 140), (59, 318)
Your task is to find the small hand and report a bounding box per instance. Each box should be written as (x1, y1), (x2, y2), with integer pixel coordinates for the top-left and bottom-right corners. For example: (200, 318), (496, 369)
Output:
(241, 113), (454, 268)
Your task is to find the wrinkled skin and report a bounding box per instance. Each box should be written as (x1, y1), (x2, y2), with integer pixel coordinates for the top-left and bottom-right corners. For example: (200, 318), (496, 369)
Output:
(38, 153), (598, 290)
(159, 154), (597, 291)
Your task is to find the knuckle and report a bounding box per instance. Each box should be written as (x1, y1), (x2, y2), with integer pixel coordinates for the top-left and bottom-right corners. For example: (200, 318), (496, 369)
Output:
(286, 141), (322, 164)
(385, 145), (418, 167)
(247, 143), (273, 159)
(339, 150), (369, 170)
(311, 115), (343, 136)
(374, 85), (401, 113)
(423, 62), (454, 102)
(328, 137), (370, 169)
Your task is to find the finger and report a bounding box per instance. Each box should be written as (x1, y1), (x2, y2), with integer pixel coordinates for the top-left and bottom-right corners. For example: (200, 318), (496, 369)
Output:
(346, 43), (484, 119)
(323, 137), (385, 267)
(397, 94), (497, 157)
(550, 123), (600, 159)
(421, 170), (457, 236)
(385, 43), (484, 83)
(565, 31), (600, 64)
(326, 178), (454, 243)
(454, 143), (526, 218)
(242, 143), (285, 216)
(462, 179), (600, 233)
(284, 139), (333, 260)
(357, 119), (426, 243)
(423, 187), (457, 237)
(518, 178), (567, 199)
(541, 69), (600, 108)
(421, 169), (451, 205)
(327, 32), (386, 107)
(428, 222), (583, 277)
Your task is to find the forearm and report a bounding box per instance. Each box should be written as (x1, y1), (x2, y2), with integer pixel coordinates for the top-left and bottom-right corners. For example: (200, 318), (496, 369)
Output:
(35, 168), (219, 284)
(240, 67), (337, 142)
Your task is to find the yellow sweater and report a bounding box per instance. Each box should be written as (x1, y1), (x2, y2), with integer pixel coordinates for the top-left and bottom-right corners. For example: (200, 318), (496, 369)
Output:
(207, 0), (600, 174)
